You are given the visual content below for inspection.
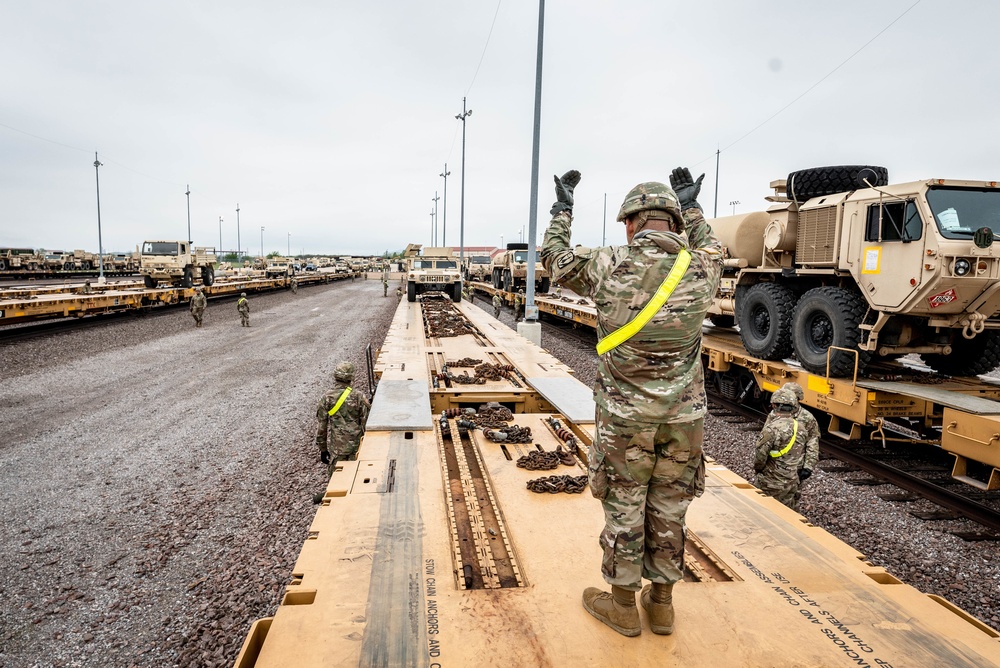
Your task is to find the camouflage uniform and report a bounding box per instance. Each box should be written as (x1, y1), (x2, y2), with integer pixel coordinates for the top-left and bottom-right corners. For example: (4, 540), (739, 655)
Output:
(315, 363), (370, 476)
(383, 278), (388, 297)
(514, 291), (525, 321)
(763, 382), (821, 472)
(395, 286), (403, 301)
(190, 288), (207, 328)
(82, 280), (93, 295)
(541, 194), (722, 592)
(754, 388), (819, 511)
(290, 277), (298, 294)
(237, 293), (250, 327)
(492, 293), (503, 318)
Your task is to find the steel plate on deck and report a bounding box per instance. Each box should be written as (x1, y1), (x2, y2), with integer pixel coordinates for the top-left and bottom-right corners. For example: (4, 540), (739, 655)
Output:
(526, 377), (595, 424)
(366, 379), (434, 430)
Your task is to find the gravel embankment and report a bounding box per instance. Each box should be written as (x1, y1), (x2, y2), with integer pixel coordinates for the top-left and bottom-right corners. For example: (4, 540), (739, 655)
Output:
(0, 278), (399, 667)
(485, 299), (1000, 633)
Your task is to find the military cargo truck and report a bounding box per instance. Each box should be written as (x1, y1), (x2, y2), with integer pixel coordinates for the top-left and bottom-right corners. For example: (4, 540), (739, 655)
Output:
(710, 165), (1000, 377)
(404, 244), (461, 302)
(490, 243), (550, 293)
(464, 254), (493, 282)
(139, 240), (216, 288)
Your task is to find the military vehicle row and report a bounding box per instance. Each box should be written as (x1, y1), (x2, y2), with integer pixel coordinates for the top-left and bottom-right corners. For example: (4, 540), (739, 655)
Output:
(0, 247), (140, 273)
(707, 165), (1000, 378)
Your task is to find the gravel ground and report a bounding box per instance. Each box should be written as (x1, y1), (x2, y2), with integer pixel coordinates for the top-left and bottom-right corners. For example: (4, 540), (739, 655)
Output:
(477, 298), (1000, 634)
(0, 278), (399, 667)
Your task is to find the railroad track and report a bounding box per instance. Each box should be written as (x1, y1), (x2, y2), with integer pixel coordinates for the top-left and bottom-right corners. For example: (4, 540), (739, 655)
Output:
(708, 395), (1000, 535)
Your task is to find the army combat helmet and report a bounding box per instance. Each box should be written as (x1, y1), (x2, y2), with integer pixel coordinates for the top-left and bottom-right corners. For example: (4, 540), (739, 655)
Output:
(770, 387), (799, 416)
(617, 182), (684, 230)
(782, 382), (805, 402)
(334, 361), (355, 383)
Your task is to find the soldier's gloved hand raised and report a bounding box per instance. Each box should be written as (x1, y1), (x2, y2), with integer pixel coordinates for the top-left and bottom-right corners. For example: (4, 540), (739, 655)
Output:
(798, 468), (812, 482)
(320, 451), (331, 465)
(669, 167), (705, 211)
(550, 170), (582, 216)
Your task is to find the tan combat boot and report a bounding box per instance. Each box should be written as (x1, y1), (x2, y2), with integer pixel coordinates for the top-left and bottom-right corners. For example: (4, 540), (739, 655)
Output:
(640, 582), (675, 635)
(582, 585), (641, 637)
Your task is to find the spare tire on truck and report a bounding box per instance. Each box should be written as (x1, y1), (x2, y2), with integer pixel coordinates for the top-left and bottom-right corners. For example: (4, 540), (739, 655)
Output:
(786, 165), (888, 201)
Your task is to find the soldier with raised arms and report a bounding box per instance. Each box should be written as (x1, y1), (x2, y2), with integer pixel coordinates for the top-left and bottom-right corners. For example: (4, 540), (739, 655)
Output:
(541, 167), (722, 637)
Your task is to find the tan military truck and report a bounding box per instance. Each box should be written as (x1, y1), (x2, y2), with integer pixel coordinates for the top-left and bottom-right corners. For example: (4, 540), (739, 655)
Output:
(265, 257), (295, 278)
(490, 243), (550, 293)
(0, 248), (42, 272)
(404, 244), (462, 302)
(139, 240), (216, 288)
(710, 165), (1000, 377)
(464, 253), (493, 283)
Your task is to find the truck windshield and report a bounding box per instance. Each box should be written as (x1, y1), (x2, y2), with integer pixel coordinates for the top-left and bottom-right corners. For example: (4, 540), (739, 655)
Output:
(471, 256), (490, 264)
(435, 261), (457, 269)
(142, 242), (179, 255)
(926, 187), (1000, 240)
(514, 251), (528, 262)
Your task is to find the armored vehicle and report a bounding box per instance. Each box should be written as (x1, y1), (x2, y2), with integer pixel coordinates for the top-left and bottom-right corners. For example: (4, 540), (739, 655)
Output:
(139, 240), (216, 288)
(0, 248), (41, 272)
(490, 243), (550, 293)
(265, 257), (295, 278)
(711, 165), (1000, 377)
(464, 254), (493, 282)
(404, 244), (461, 302)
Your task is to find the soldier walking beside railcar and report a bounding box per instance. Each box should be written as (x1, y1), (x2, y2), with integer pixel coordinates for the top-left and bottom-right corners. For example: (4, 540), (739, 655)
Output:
(395, 286), (403, 301)
(541, 167), (722, 637)
(754, 387), (819, 511)
(514, 289), (525, 321)
(190, 286), (208, 328)
(314, 361), (370, 503)
(383, 277), (389, 297)
(290, 277), (298, 294)
(237, 292), (250, 327)
(492, 293), (503, 318)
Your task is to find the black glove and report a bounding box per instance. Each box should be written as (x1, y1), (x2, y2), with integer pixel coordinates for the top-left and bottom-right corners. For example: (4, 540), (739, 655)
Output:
(798, 468), (812, 482)
(320, 451), (331, 465)
(550, 170), (582, 215)
(669, 167), (705, 211)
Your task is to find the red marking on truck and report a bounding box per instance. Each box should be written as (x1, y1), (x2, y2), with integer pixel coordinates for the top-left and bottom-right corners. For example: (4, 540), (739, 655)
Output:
(928, 288), (957, 308)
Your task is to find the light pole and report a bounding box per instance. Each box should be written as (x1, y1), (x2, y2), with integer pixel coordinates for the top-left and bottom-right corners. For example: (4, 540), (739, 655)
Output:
(500, 234), (504, 249)
(260, 226), (264, 258)
(602, 193), (607, 245)
(236, 203), (241, 261)
(287, 233), (290, 257)
(429, 210), (435, 245)
(219, 217), (223, 258)
(439, 164), (451, 246)
(455, 98), (472, 264)
(94, 152), (105, 282)
(730, 200), (740, 215)
(714, 148), (720, 218)
(523, 0), (546, 329)
(432, 192), (440, 246)
(185, 185), (191, 244)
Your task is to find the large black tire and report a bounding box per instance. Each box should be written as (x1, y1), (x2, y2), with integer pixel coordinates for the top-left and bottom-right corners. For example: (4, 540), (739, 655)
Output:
(0, 259), (7, 271)
(786, 165), (888, 201)
(737, 283), (795, 360)
(451, 282), (462, 302)
(81, 261), (92, 270)
(503, 270), (513, 293)
(791, 287), (871, 377)
(539, 276), (551, 294)
(407, 281), (417, 302)
(921, 331), (1000, 376)
(709, 314), (736, 328)
(181, 266), (194, 288)
(143, 275), (157, 289)
(492, 269), (501, 290)
(201, 265), (215, 286)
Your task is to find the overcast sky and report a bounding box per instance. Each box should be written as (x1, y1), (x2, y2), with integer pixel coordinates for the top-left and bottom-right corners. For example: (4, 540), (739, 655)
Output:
(2, 0), (996, 256)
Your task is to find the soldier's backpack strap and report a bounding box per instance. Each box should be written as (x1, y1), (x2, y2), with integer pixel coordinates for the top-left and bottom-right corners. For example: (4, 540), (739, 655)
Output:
(327, 387), (353, 417)
(769, 419), (799, 458)
(595, 249), (692, 355)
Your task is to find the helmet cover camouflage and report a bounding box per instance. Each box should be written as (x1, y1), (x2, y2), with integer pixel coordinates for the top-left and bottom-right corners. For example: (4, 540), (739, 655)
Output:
(240, 292), (247, 297)
(334, 361), (355, 382)
(616, 182), (682, 223)
(770, 387), (799, 413)
(782, 382), (804, 402)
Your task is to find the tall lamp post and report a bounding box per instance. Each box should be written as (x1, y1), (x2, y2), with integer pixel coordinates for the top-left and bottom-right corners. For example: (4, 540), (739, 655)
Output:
(236, 203), (241, 261)
(429, 210), (435, 245)
(439, 164), (451, 246)
(523, 0), (545, 331)
(455, 98), (472, 264)
(219, 216), (223, 259)
(185, 185), (191, 244)
(94, 152), (105, 283)
(730, 200), (740, 215)
(260, 226), (264, 258)
(432, 192), (440, 246)
(287, 233), (290, 257)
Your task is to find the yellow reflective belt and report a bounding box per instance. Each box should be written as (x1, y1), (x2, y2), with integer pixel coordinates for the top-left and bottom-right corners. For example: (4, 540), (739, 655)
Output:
(596, 249), (692, 355)
(769, 420), (799, 458)
(327, 387), (352, 417)
(238, 298), (247, 305)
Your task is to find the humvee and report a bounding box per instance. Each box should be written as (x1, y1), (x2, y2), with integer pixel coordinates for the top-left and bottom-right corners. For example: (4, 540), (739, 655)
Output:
(404, 244), (461, 302)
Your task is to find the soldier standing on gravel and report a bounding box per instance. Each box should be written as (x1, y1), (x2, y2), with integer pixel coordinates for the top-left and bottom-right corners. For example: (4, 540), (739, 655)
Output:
(514, 290), (525, 321)
(290, 277), (298, 294)
(237, 292), (251, 327)
(314, 361), (370, 503)
(541, 167), (722, 638)
(383, 277), (389, 297)
(492, 292), (503, 318)
(754, 387), (818, 511)
(396, 286), (403, 301)
(190, 287), (208, 328)
(764, 381), (820, 466)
